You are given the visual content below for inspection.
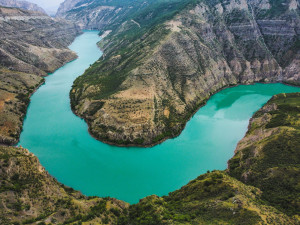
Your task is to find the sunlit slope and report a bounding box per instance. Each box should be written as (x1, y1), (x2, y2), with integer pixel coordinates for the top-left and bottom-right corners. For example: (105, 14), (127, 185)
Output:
(71, 0), (300, 146)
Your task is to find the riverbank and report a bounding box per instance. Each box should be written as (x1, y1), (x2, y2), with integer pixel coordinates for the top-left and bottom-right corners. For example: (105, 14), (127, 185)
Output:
(2, 92), (300, 224)
(19, 40), (300, 203)
(78, 81), (300, 148)
(0, 6), (81, 145)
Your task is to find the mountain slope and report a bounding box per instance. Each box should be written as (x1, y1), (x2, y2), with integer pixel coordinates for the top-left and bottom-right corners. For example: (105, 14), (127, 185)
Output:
(228, 92), (300, 216)
(0, 146), (128, 225)
(127, 171), (296, 225)
(0, 0), (46, 13)
(0, 6), (81, 145)
(127, 93), (300, 224)
(56, 0), (190, 31)
(1, 93), (299, 224)
(56, 0), (82, 17)
(70, 0), (300, 146)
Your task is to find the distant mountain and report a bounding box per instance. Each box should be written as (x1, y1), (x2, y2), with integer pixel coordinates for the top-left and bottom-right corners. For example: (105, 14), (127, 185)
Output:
(0, 0), (46, 14)
(55, 0), (163, 30)
(56, 0), (82, 17)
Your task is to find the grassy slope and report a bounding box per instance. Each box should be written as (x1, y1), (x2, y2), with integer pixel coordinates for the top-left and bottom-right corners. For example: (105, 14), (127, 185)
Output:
(0, 68), (44, 145)
(71, 0), (192, 100)
(228, 92), (300, 216)
(0, 146), (128, 225)
(126, 171), (295, 225)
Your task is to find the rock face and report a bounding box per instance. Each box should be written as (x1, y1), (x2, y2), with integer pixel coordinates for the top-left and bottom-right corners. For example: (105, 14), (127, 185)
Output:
(56, 0), (84, 17)
(0, 6), (81, 145)
(1, 94), (299, 224)
(56, 0), (164, 30)
(70, 0), (300, 147)
(0, 0), (46, 14)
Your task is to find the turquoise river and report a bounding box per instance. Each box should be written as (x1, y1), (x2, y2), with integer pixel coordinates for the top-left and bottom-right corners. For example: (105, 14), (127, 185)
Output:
(19, 31), (300, 204)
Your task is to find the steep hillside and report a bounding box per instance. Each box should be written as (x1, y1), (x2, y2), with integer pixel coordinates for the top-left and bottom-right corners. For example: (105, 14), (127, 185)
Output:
(127, 171), (296, 225)
(0, 146), (128, 225)
(0, 6), (81, 145)
(1, 93), (299, 224)
(56, 0), (190, 30)
(124, 92), (300, 224)
(56, 0), (82, 17)
(0, 0), (46, 13)
(70, 0), (300, 146)
(228, 92), (300, 216)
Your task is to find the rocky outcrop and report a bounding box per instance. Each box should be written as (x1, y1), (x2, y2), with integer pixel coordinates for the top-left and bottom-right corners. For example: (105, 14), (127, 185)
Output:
(0, 0), (46, 14)
(56, 0), (83, 17)
(0, 7), (81, 76)
(56, 0), (154, 30)
(70, 0), (300, 147)
(0, 6), (81, 145)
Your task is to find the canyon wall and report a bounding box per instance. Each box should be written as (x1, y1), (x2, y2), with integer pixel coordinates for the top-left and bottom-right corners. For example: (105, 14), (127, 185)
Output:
(70, 0), (300, 146)
(0, 6), (81, 145)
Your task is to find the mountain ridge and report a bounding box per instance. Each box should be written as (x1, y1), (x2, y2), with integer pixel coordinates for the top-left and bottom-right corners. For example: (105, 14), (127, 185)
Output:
(67, 0), (300, 146)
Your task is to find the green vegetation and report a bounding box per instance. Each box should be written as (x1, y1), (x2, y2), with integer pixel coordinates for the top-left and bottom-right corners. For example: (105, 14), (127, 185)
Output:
(0, 146), (128, 224)
(71, 0), (193, 104)
(127, 171), (294, 224)
(229, 93), (300, 216)
(70, 0), (300, 147)
(1, 93), (300, 224)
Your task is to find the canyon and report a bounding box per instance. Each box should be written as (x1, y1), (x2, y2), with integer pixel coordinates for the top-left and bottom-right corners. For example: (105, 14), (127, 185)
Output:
(1, 93), (299, 224)
(0, 0), (299, 224)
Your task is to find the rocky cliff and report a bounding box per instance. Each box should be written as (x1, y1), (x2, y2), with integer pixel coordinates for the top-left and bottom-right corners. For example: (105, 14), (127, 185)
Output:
(0, 0), (46, 14)
(56, 0), (185, 30)
(0, 6), (81, 145)
(1, 93), (299, 224)
(70, 0), (300, 146)
(56, 0), (85, 17)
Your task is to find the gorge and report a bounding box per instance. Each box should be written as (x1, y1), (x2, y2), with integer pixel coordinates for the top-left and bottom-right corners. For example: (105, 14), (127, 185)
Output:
(0, 0), (300, 224)
(18, 30), (300, 204)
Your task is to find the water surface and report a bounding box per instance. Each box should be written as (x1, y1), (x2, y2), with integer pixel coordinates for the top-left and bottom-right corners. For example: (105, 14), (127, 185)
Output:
(19, 31), (300, 204)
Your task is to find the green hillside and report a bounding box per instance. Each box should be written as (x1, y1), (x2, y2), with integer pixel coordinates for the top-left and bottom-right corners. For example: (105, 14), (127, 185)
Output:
(1, 93), (300, 224)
